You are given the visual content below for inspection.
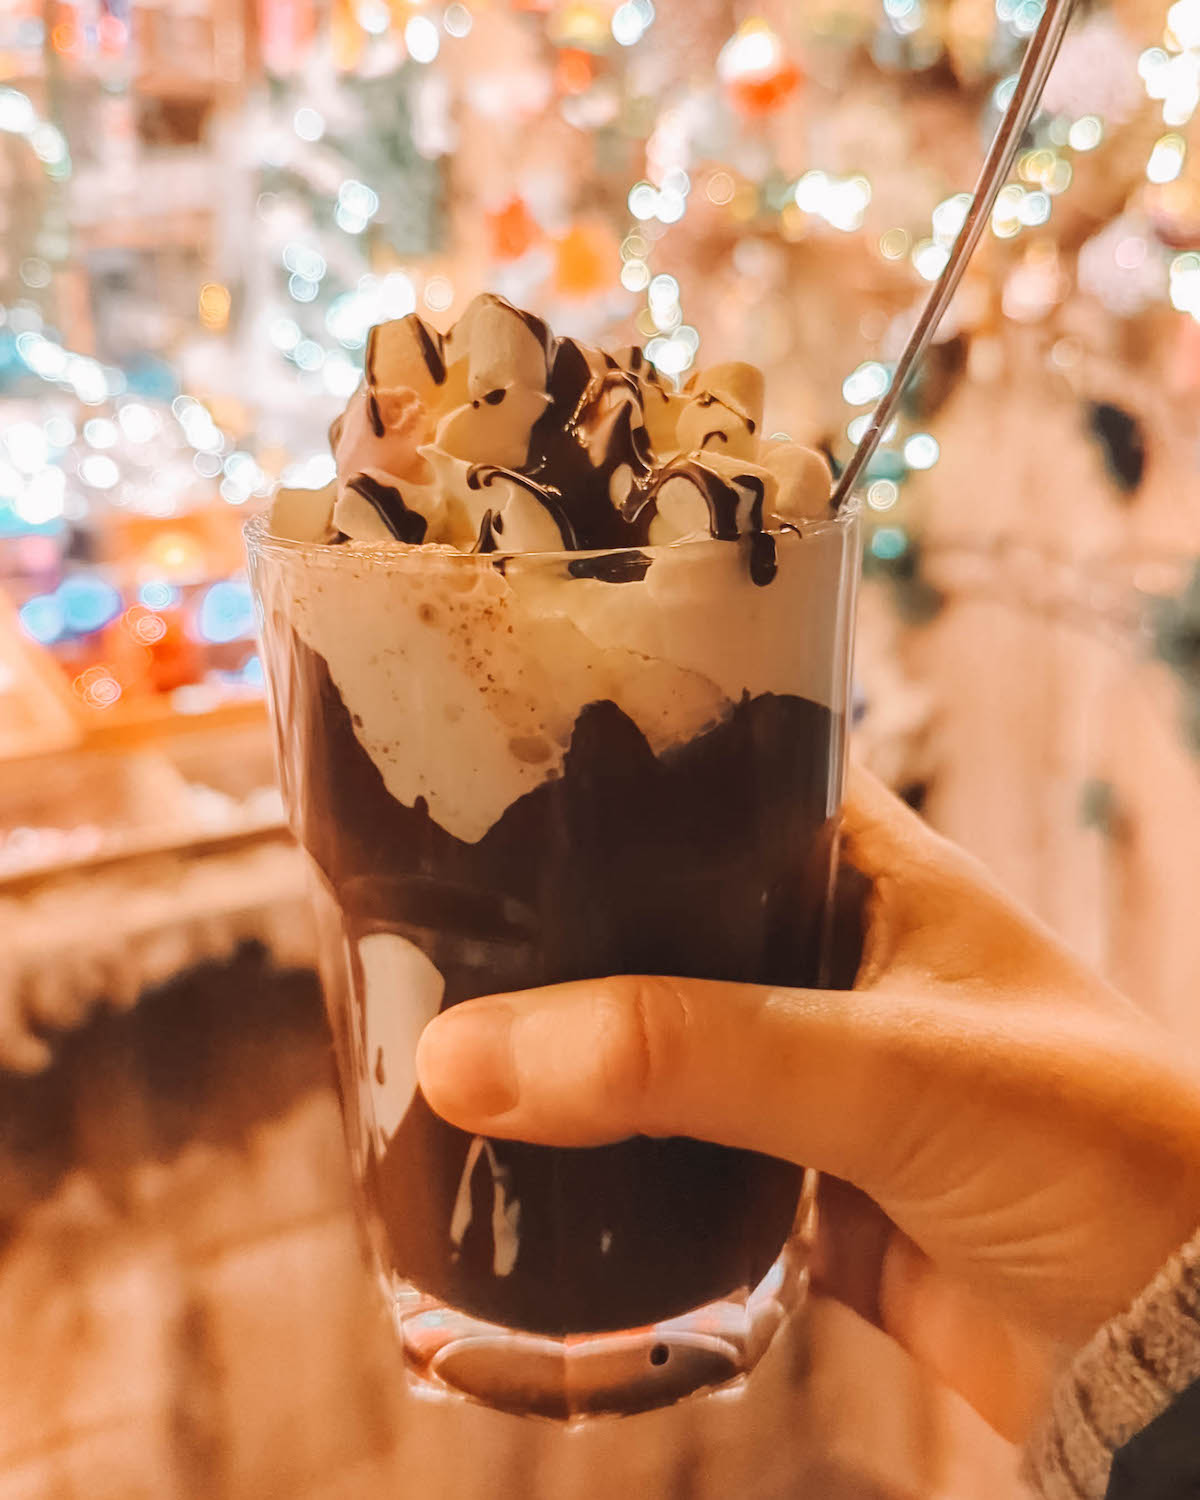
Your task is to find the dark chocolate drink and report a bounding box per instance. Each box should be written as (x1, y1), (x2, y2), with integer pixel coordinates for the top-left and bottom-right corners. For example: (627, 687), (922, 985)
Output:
(287, 631), (840, 1334)
(249, 293), (859, 1414)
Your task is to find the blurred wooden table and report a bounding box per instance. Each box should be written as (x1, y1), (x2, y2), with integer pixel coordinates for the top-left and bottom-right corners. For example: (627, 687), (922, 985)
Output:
(0, 948), (1027, 1500)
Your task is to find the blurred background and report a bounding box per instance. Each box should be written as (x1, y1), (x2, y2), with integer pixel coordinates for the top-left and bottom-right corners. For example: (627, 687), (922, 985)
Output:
(1, 0), (1198, 1495)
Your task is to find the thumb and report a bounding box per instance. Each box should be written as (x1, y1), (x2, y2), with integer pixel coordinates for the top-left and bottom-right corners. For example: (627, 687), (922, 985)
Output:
(414, 770), (974, 1184)
(416, 973), (932, 1190)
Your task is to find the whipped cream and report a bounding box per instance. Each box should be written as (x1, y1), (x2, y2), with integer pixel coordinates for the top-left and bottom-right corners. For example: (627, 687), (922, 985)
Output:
(255, 523), (853, 843)
(263, 295), (855, 844)
(357, 932), (445, 1145)
(270, 292), (833, 559)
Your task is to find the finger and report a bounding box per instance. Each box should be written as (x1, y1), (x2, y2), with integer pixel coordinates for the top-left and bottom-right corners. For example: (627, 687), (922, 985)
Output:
(878, 1234), (1057, 1442)
(840, 760), (948, 880)
(811, 1187), (1056, 1440)
(842, 764), (1086, 991)
(416, 973), (928, 1187)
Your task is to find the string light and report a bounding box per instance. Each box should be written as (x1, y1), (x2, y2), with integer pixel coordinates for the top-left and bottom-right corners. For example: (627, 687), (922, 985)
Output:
(118, 405), (160, 444)
(336, 179), (380, 234)
(793, 172), (872, 233)
(139, 582), (178, 610)
(843, 362), (892, 406)
(612, 0), (655, 47)
(0, 88), (71, 179)
(19, 595), (65, 645)
(1147, 132), (1187, 182)
(58, 577), (121, 634)
(197, 580), (256, 644)
(904, 434), (941, 469)
(14, 468), (65, 525)
(83, 419), (118, 449)
(199, 282), (232, 330)
(74, 666), (122, 710)
(423, 276), (454, 312)
(868, 479), (900, 510)
(80, 455), (120, 490)
(292, 107), (325, 142)
(1068, 115), (1104, 149)
(1170, 253), (1200, 318)
(405, 16), (440, 64)
(5, 0), (1198, 740)
(913, 239), (951, 278)
(357, 1), (390, 36)
(444, 5), (474, 38)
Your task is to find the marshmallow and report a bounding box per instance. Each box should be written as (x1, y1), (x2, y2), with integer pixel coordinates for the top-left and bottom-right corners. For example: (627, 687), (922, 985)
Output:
(366, 314), (447, 404)
(269, 482), (337, 543)
(763, 442), (832, 522)
(434, 383), (550, 470)
(333, 469), (445, 545)
(489, 476), (572, 552)
(333, 385), (431, 503)
(640, 383), (689, 456)
(647, 470), (714, 545)
(449, 293), (550, 395)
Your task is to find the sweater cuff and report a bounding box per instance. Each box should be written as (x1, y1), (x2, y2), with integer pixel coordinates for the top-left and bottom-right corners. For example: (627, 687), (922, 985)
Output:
(1023, 1227), (1200, 1500)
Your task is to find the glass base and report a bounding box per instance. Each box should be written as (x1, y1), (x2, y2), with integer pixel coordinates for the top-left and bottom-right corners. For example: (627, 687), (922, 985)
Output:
(387, 1169), (818, 1420)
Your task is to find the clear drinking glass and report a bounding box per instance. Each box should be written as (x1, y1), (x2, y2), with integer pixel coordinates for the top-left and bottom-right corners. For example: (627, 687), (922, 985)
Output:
(246, 505), (860, 1419)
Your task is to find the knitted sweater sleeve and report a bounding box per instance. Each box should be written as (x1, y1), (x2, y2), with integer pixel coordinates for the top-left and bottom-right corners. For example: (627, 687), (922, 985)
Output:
(1023, 1228), (1200, 1499)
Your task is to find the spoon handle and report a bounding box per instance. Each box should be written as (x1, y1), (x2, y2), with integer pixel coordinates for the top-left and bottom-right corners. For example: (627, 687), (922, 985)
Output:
(831, 0), (1080, 510)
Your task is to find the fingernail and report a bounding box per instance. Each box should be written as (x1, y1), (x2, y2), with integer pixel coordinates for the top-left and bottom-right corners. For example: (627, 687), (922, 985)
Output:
(418, 1001), (518, 1122)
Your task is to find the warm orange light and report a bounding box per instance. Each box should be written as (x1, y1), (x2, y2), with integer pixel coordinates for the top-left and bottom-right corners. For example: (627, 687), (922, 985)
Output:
(73, 665), (122, 710)
(486, 197), (541, 262)
(198, 282), (232, 331)
(146, 531), (206, 579)
(556, 48), (595, 96)
(552, 221), (614, 298)
(728, 63), (800, 117)
(123, 606), (168, 645)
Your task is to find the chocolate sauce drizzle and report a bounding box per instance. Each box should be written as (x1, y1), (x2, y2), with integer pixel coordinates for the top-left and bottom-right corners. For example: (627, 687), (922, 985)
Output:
(695, 390), (756, 435)
(749, 533), (778, 587)
(509, 304), (552, 363)
(364, 326), (378, 387)
(409, 315), (446, 385)
(627, 460), (739, 539)
(364, 315), (445, 389)
(472, 509), (499, 554)
(467, 465), (577, 549)
(346, 299), (783, 584)
(737, 474), (776, 585)
(459, 343), (777, 583)
(347, 474), (428, 544)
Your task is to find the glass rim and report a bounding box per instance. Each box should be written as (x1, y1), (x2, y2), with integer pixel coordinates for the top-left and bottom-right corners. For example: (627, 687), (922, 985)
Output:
(243, 497), (860, 570)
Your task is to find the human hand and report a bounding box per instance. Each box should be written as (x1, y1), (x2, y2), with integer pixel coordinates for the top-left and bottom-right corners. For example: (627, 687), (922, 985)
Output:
(416, 767), (1200, 1439)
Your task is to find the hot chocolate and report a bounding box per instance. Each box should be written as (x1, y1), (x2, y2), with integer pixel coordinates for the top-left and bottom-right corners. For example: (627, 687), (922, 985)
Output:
(250, 293), (856, 1409)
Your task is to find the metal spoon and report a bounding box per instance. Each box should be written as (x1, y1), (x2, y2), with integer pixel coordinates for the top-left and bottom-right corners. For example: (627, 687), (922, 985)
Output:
(831, 0), (1080, 510)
